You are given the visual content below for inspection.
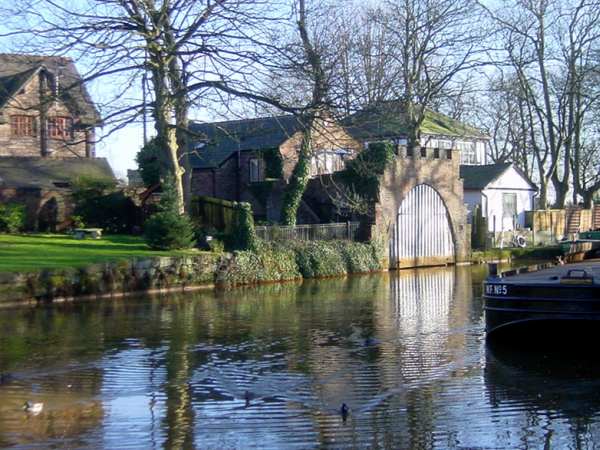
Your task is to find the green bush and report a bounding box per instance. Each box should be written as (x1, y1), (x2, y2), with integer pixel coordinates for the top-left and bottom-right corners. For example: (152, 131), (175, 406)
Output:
(220, 239), (383, 286)
(143, 211), (195, 250)
(290, 241), (347, 278)
(135, 138), (161, 187)
(70, 215), (85, 229)
(0, 203), (26, 233)
(222, 241), (300, 285)
(334, 241), (382, 273)
(208, 237), (225, 253)
(143, 179), (195, 250)
(232, 202), (257, 251)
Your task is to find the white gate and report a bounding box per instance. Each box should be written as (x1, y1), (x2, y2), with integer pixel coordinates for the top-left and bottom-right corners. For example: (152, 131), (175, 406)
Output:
(390, 184), (454, 268)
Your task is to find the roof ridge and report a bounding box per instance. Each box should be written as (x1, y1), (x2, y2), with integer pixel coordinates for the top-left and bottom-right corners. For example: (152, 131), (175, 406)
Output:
(0, 53), (73, 62)
(191, 114), (296, 128)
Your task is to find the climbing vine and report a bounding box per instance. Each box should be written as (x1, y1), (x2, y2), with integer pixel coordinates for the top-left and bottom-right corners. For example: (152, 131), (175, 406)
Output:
(280, 130), (312, 225)
(340, 142), (395, 202)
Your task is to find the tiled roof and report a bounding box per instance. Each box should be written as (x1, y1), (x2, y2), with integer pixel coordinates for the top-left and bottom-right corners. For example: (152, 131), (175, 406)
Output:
(343, 101), (489, 141)
(0, 157), (114, 189)
(0, 54), (100, 125)
(460, 163), (514, 189)
(188, 115), (303, 169)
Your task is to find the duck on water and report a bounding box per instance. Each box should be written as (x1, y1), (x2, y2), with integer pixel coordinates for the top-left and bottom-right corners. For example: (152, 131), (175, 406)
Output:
(483, 261), (600, 343)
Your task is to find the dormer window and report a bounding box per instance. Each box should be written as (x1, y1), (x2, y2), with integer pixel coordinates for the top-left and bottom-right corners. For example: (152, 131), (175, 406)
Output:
(10, 115), (36, 137)
(47, 116), (73, 139)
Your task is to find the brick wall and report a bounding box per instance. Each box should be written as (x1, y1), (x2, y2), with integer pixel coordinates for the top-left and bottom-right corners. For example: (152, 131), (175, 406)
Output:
(279, 117), (361, 180)
(191, 153), (270, 218)
(191, 117), (361, 222)
(191, 156), (238, 202)
(0, 73), (91, 158)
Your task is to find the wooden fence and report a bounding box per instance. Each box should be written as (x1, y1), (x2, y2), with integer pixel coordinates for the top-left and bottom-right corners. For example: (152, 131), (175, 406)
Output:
(191, 196), (242, 234)
(255, 222), (360, 242)
(524, 206), (600, 244)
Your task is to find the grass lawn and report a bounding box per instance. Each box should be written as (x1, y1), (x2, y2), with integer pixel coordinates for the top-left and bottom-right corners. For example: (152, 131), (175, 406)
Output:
(0, 234), (204, 273)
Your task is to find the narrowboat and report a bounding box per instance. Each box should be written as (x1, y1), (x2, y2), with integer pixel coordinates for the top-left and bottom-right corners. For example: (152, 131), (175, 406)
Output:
(483, 261), (600, 340)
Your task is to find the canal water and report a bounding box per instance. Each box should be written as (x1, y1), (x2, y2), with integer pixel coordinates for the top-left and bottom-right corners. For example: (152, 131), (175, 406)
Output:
(1, 265), (600, 449)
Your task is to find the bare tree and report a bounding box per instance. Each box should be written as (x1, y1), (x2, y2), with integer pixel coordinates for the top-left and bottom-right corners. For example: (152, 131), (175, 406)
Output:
(330, 9), (401, 115)
(276, 0), (332, 225)
(371, 0), (486, 151)
(474, 74), (536, 181)
(482, 0), (600, 208)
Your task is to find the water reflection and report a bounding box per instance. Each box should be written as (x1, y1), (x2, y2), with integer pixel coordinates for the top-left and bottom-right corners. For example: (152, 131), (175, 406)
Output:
(1, 265), (600, 448)
(485, 344), (600, 448)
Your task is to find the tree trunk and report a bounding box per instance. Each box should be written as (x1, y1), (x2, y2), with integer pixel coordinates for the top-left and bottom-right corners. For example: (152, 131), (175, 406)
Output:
(537, 177), (548, 210)
(552, 173), (569, 208)
(150, 63), (186, 214)
(583, 191), (594, 209)
(166, 28), (193, 214)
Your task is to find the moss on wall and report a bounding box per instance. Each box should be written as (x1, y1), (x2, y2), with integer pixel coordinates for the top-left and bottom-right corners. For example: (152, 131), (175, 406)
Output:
(0, 240), (387, 303)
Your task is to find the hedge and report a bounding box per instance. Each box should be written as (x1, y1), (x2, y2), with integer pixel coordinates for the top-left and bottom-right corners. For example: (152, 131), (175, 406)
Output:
(222, 241), (300, 286)
(221, 239), (384, 286)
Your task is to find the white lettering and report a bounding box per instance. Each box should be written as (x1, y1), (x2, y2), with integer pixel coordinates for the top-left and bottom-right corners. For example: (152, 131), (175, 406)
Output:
(485, 284), (508, 296)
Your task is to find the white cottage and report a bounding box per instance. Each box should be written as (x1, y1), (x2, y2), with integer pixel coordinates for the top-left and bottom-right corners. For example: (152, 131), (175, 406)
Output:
(460, 163), (537, 232)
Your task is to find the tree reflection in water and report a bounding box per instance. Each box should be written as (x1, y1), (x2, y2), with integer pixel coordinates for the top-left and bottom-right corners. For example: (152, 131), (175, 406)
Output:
(0, 266), (599, 448)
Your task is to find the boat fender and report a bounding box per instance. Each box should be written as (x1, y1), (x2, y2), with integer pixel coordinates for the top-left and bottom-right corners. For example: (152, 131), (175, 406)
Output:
(515, 235), (527, 248)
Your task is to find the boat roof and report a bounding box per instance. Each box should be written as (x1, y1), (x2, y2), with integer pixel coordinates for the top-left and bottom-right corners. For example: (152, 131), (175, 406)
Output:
(492, 260), (600, 285)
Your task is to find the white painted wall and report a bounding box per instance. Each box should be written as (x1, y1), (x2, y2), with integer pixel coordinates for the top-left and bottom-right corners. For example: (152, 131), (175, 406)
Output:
(483, 166), (536, 232)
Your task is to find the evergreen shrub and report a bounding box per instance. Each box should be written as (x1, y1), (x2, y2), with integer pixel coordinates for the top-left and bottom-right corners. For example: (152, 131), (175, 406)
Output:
(290, 241), (347, 278)
(143, 180), (195, 250)
(135, 138), (161, 187)
(143, 211), (196, 250)
(334, 241), (382, 273)
(0, 203), (26, 233)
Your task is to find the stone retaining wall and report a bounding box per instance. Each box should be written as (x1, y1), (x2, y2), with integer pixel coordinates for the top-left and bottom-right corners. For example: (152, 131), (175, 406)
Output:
(0, 253), (228, 305)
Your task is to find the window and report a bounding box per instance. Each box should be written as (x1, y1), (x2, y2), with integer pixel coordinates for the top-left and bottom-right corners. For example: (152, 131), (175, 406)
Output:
(420, 147), (427, 158)
(249, 157), (263, 182)
(437, 139), (453, 149)
(503, 193), (517, 218)
(458, 141), (478, 164)
(10, 115), (36, 137)
(47, 116), (73, 139)
(311, 150), (346, 176)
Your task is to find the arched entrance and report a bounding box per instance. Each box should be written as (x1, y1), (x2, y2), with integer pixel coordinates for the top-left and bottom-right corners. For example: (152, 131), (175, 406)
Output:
(390, 184), (455, 268)
(38, 197), (59, 232)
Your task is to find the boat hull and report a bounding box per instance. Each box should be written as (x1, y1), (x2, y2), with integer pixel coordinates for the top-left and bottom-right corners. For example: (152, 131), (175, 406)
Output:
(483, 279), (600, 337)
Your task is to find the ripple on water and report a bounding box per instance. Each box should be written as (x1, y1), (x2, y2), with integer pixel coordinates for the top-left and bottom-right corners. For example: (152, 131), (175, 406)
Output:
(1, 267), (600, 449)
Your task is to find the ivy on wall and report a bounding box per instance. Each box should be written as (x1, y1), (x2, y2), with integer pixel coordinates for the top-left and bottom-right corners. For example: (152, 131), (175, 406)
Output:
(190, 195), (257, 251)
(338, 142), (395, 202)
